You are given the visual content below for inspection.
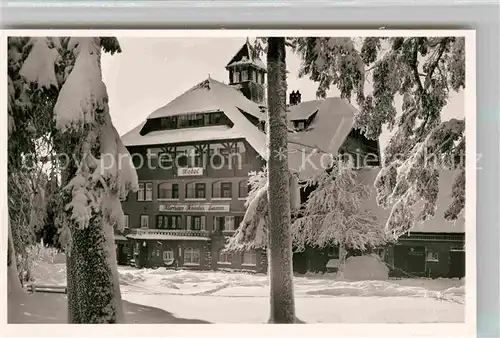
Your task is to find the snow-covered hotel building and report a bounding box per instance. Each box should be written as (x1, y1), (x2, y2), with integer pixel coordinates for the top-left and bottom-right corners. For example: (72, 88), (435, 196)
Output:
(117, 41), (465, 278)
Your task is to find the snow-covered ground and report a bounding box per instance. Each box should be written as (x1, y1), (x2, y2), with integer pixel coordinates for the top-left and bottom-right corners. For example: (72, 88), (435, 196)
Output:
(29, 262), (465, 323)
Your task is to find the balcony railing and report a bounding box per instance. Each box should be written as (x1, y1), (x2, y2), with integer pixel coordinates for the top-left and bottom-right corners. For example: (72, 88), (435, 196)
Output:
(130, 228), (210, 238)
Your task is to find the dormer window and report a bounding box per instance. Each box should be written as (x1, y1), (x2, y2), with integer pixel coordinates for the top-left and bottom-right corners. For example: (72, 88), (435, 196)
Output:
(294, 120), (306, 131)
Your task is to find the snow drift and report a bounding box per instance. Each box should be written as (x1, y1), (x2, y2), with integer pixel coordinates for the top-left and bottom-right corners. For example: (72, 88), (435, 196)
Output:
(342, 254), (389, 281)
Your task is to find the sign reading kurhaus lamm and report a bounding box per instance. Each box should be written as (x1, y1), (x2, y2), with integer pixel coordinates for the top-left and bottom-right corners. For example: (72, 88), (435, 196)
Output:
(159, 203), (230, 212)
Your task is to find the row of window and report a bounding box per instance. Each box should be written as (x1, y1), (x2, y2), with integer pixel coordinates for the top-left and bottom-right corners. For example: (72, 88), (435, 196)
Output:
(135, 180), (250, 201)
(231, 68), (265, 85)
(131, 214), (243, 232)
(145, 142), (248, 168)
(407, 247), (440, 262)
(217, 250), (257, 266)
(159, 112), (224, 130)
(146, 247), (257, 266)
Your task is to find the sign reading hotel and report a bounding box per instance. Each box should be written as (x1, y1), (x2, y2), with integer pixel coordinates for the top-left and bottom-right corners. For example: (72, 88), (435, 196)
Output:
(159, 204), (230, 213)
(177, 167), (204, 176)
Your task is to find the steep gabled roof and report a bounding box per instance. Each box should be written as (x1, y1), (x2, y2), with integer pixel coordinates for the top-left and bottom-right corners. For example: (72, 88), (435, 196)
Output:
(147, 78), (264, 120)
(121, 78), (267, 158)
(287, 98), (358, 180)
(225, 39), (266, 71)
(357, 168), (465, 233)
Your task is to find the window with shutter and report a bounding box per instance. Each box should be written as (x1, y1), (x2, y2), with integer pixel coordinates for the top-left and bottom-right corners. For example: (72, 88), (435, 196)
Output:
(234, 216), (243, 230)
(221, 182), (232, 198)
(195, 183), (206, 199)
(157, 215), (164, 229)
(172, 184), (179, 199)
(212, 181), (220, 198)
(224, 216), (235, 231)
(158, 182), (172, 199)
(145, 183), (153, 201)
(239, 180), (249, 198)
(214, 216), (224, 231)
(191, 216), (202, 230)
(200, 216), (206, 231)
(171, 215), (181, 229)
(137, 183), (145, 201)
(186, 182), (195, 198)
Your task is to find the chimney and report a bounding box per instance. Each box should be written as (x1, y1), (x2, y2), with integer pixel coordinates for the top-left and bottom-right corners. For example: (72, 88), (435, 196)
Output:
(289, 90), (296, 106)
(289, 90), (301, 106)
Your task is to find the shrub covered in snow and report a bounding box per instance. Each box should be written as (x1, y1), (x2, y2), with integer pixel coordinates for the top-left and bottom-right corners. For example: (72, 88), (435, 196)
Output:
(17, 242), (59, 284)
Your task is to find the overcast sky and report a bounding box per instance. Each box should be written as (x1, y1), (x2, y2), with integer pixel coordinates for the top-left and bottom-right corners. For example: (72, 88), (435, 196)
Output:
(101, 37), (464, 152)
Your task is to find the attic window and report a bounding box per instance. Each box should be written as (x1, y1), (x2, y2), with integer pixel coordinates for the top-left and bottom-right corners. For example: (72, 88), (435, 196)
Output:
(294, 120), (306, 131)
(210, 112), (222, 124)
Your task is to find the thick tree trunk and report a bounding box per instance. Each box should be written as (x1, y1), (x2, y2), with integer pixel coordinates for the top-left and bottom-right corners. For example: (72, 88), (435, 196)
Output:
(62, 38), (125, 323)
(7, 218), (23, 296)
(66, 212), (125, 323)
(266, 37), (296, 323)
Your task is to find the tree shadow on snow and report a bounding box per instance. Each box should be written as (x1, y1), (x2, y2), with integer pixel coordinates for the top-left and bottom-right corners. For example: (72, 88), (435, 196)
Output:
(8, 292), (211, 324)
(124, 300), (211, 324)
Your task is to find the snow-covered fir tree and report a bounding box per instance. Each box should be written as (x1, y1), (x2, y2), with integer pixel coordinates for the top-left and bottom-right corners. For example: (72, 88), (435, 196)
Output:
(7, 36), (58, 295)
(292, 37), (466, 237)
(11, 36), (137, 323)
(8, 169), (50, 284)
(226, 168), (300, 252)
(292, 161), (391, 273)
(226, 169), (269, 251)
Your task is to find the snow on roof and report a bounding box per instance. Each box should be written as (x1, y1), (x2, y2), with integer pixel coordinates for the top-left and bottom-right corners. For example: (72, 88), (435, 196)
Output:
(121, 78), (267, 158)
(357, 168), (465, 234)
(225, 40), (266, 71)
(227, 58), (266, 71)
(114, 234), (128, 242)
(287, 98), (357, 180)
(121, 124), (247, 147)
(288, 100), (323, 120)
(147, 78), (264, 120)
